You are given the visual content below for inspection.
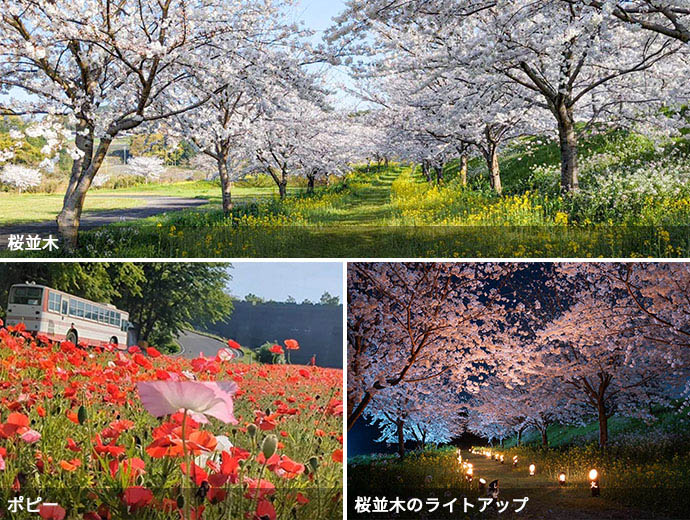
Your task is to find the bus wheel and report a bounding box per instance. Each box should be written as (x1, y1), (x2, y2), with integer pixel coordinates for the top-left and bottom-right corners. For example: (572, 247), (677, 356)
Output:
(66, 329), (78, 344)
(110, 336), (118, 345)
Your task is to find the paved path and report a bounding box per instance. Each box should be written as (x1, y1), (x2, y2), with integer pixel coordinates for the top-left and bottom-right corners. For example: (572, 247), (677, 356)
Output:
(0, 195), (208, 244)
(462, 452), (670, 519)
(176, 330), (243, 359)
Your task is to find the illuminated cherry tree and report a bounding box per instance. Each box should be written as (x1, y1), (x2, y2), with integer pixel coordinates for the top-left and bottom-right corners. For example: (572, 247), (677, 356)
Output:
(364, 378), (465, 457)
(347, 262), (515, 431)
(491, 263), (690, 447)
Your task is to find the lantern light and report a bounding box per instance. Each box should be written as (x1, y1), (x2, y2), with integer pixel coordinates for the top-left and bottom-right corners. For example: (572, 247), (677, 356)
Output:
(512, 455), (518, 467)
(500, 455), (504, 464)
(589, 469), (600, 497)
(558, 472), (566, 486)
(529, 463), (536, 476)
(478, 477), (487, 493)
(465, 466), (473, 482)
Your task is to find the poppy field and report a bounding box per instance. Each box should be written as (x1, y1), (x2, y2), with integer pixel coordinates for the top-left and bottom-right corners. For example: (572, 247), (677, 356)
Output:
(0, 321), (343, 520)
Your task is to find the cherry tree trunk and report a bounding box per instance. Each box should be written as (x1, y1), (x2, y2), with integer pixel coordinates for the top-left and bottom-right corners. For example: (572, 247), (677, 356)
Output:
(597, 402), (609, 448)
(556, 102), (579, 192)
(220, 164), (234, 216)
(435, 164), (443, 184)
(57, 137), (113, 250)
(278, 181), (287, 199)
(307, 173), (315, 193)
(397, 420), (405, 458)
(422, 160), (432, 182)
(459, 154), (468, 186)
(484, 146), (502, 195)
(540, 428), (548, 448)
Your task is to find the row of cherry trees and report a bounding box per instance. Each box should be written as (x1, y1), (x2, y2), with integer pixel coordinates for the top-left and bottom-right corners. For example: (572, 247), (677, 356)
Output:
(347, 263), (690, 452)
(0, 0), (368, 247)
(329, 1), (690, 194)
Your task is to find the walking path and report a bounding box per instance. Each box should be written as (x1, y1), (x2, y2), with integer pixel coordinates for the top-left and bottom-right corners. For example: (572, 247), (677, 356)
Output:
(462, 452), (668, 519)
(0, 195), (208, 244)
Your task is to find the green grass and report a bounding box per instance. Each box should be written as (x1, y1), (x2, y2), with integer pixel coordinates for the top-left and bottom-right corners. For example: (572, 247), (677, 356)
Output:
(0, 180), (303, 225)
(0, 191), (146, 225)
(4, 129), (690, 257)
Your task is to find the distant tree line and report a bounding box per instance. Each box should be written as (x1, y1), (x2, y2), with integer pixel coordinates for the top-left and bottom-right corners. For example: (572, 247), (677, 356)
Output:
(0, 262), (233, 352)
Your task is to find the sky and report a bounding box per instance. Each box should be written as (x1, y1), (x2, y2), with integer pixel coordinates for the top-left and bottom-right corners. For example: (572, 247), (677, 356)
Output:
(293, 0), (347, 33)
(227, 262), (343, 303)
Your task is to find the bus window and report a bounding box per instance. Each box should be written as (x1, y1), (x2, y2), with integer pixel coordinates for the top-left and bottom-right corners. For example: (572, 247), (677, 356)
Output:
(62, 300), (68, 315)
(121, 319), (129, 332)
(109, 311), (117, 325)
(69, 299), (77, 316)
(11, 286), (43, 305)
(76, 300), (85, 318)
(48, 292), (62, 312)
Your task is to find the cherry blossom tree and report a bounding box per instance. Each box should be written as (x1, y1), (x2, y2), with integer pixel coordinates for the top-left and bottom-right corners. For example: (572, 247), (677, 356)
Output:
(347, 262), (515, 431)
(331, 0), (685, 192)
(0, 164), (42, 192)
(128, 156), (165, 182)
(245, 93), (349, 198)
(364, 378), (465, 457)
(571, 1), (690, 43)
(494, 263), (689, 448)
(0, 0), (292, 247)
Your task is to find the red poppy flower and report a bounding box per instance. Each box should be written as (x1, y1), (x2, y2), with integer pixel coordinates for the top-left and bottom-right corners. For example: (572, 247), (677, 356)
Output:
(269, 344), (284, 355)
(59, 458), (81, 471)
(208, 487), (227, 504)
(332, 449), (343, 463)
(66, 438), (81, 452)
(146, 347), (162, 358)
(253, 499), (276, 520)
(121, 486), (153, 510)
(180, 461), (208, 486)
(284, 339), (299, 350)
(244, 478), (276, 500)
(227, 339), (242, 350)
(38, 504), (66, 520)
(4, 412), (29, 435)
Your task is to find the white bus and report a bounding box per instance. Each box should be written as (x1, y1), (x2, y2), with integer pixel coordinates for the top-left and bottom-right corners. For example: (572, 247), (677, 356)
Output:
(5, 283), (131, 348)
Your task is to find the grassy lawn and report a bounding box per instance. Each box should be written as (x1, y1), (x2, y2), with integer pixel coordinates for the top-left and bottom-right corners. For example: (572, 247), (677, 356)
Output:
(0, 180), (302, 225)
(4, 129), (690, 256)
(0, 191), (146, 225)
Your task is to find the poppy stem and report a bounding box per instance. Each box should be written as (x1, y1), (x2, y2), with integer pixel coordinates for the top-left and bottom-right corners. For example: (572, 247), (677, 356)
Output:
(181, 409), (191, 520)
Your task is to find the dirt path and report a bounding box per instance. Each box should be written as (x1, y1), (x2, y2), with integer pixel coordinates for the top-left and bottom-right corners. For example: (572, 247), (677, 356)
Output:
(0, 195), (208, 245)
(463, 453), (668, 520)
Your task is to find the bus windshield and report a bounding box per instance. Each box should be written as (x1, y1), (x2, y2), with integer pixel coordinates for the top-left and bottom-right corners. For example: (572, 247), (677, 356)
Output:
(10, 286), (43, 305)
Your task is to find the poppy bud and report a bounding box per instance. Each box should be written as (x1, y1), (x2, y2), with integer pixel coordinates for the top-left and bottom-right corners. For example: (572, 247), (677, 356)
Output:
(308, 456), (319, 473)
(78, 405), (88, 425)
(195, 481), (210, 500)
(248, 424), (257, 438)
(262, 435), (278, 459)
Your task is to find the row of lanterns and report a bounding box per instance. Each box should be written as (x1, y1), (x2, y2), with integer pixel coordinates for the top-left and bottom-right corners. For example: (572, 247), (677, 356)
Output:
(469, 448), (600, 497)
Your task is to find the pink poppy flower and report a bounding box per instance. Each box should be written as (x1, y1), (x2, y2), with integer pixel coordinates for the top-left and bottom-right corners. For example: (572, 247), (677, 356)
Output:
(137, 381), (239, 424)
(20, 429), (41, 444)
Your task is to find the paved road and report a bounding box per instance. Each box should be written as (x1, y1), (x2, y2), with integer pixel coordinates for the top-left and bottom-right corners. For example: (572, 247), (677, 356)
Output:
(0, 195), (208, 244)
(176, 330), (243, 359)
